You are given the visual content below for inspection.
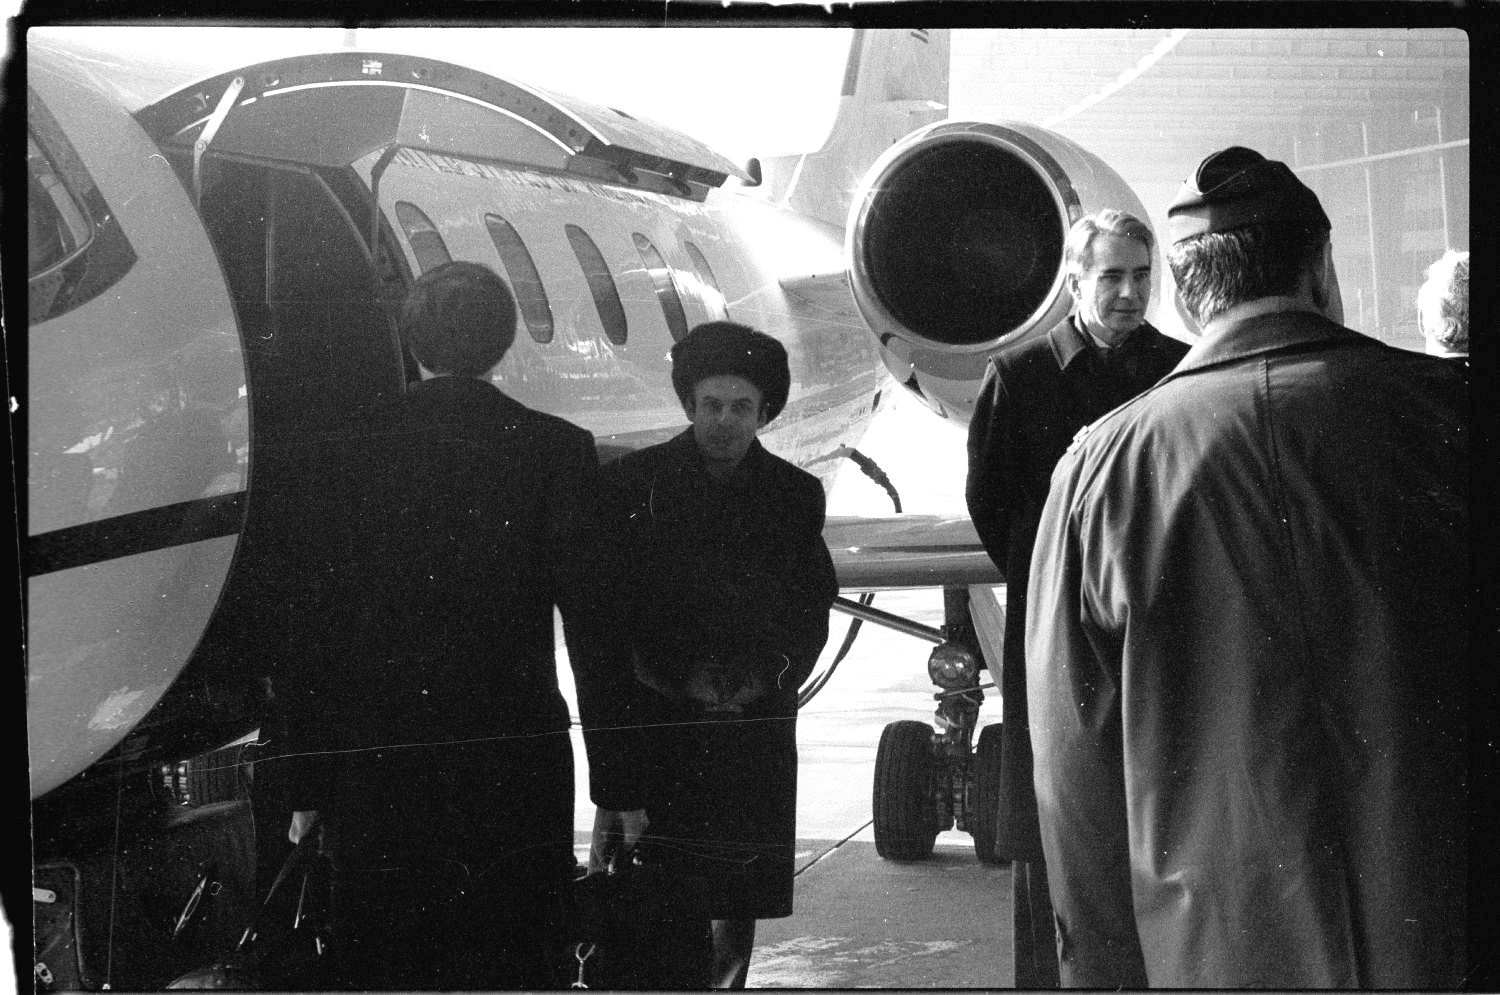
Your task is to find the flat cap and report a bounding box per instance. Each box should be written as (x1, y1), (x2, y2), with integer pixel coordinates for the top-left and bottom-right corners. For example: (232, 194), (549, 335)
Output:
(670, 321), (791, 423)
(1166, 146), (1330, 245)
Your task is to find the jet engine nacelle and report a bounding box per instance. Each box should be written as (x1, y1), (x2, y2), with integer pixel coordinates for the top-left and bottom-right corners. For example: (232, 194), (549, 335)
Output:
(846, 120), (1158, 424)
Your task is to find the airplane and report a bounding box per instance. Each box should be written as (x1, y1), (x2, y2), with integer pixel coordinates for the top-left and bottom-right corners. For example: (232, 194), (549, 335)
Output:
(24, 25), (1168, 988)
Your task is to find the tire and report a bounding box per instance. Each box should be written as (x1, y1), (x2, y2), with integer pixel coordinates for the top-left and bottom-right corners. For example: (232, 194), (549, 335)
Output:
(970, 722), (1004, 864)
(872, 720), (939, 861)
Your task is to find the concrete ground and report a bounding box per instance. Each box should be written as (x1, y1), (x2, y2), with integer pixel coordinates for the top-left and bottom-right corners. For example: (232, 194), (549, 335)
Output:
(751, 835), (1012, 989)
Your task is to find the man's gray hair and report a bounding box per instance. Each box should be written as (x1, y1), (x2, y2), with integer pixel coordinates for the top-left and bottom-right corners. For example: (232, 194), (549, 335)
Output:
(1063, 209), (1154, 280)
(1417, 249), (1469, 353)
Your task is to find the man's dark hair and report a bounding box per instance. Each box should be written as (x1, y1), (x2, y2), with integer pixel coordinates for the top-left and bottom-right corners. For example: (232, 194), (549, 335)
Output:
(1167, 223), (1328, 328)
(399, 261), (517, 376)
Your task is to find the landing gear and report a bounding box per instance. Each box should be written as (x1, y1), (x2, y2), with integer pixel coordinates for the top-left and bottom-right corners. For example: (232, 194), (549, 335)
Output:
(871, 712), (1002, 865)
(857, 586), (1005, 864)
(872, 720), (941, 860)
(969, 722), (1004, 864)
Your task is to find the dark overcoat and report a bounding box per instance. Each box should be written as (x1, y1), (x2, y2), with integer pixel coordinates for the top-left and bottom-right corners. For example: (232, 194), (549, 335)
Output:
(600, 429), (837, 919)
(965, 315), (1187, 859)
(1027, 311), (1469, 987)
(267, 376), (636, 986)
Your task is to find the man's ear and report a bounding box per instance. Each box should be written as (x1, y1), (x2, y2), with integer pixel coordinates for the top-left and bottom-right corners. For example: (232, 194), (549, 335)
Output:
(1313, 240), (1345, 325)
(1171, 285), (1202, 338)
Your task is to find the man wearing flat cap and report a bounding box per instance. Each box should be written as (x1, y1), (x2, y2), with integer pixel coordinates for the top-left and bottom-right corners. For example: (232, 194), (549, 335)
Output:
(593, 321), (837, 988)
(1026, 147), (1469, 988)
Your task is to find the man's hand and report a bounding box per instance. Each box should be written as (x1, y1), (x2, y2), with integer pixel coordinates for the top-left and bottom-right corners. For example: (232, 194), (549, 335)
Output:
(589, 807), (648, 873)
(683, 661), (768, 712)
(288, 809), (319, 845)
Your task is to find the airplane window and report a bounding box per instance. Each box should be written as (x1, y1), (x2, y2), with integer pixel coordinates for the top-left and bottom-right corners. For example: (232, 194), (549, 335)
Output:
(632, 233), (690, 343)
(683, 241), (729, 320)
(485, 215), (554, 344)
(27, 169), (74, 321)
(27, 167), (78, 277)
(25, 121), (135, 323)
(395, 201), (453, 274)
(565, 224), (628, 345)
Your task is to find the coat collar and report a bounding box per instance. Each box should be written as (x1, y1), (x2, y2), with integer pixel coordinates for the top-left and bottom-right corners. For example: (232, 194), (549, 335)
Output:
(406, 373), (504, 402)
(1049, 314), (1163, 371)
(1166, 308), (1369, 381)
(663, 426), (768, 482)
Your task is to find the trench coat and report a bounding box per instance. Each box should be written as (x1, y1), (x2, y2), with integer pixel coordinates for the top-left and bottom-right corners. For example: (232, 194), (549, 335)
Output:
(600, 429), (837, 919)
(1027, 309), (1469, 988)
(965, 316), (1187, 859)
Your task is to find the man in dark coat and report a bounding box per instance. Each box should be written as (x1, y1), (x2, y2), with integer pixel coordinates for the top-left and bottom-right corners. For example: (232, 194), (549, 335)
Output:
(1027, 147), (1469, 987)
(270, 262), (641, 989)
(596, 321), (837, 989)
(965, 208), (1187, 987)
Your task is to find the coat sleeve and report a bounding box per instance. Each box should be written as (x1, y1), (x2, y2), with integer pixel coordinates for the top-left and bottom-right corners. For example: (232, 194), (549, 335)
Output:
(708, 471), (836, 706)
(767, 476), (838, 698)
(1025, 449), (1147, 989)
(965, 360), (1016, 579)
(550, 431), (647, 811)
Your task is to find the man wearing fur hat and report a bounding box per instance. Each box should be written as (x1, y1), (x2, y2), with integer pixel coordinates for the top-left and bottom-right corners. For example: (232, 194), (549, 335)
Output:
(593, 321), (837, 988)
(1026, 147), (1469, 987)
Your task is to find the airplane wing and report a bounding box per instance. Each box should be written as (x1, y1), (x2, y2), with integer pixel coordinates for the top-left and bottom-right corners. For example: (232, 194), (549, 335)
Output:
(825, 514), (1000, 591)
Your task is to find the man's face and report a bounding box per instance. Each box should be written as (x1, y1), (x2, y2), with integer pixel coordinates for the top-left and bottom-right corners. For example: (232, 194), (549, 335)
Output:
(687, 374), (767, 472)
(1070, 232), (1153, 347)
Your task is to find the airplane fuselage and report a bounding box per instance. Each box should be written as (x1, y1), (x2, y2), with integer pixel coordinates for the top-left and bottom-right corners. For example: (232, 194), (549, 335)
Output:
(371, 146), (885, 467)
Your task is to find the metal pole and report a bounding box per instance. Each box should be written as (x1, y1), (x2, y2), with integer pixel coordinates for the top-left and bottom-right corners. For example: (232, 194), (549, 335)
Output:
(1435, 106), (1451, 248)
(1290, 137), (1468, 174)
(832, 595), (945, 644)
(1361, 121), (1382, 334)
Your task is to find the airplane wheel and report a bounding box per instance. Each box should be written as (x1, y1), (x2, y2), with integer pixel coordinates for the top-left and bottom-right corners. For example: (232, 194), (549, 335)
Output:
(873, 720), (939, 861)
(970, 722), (1004, 864)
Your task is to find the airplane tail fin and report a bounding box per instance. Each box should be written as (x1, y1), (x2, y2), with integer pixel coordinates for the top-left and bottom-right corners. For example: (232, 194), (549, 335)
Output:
(760, 28), (950, 229)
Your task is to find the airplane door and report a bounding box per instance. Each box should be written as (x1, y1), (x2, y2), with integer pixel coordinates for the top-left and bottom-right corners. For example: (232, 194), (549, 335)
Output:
(195, 158), (405, 442)
(129, 156), (411, 761)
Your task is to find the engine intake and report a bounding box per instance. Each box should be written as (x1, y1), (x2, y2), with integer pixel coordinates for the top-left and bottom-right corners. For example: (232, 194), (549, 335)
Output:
(847, 120), (1155, 423)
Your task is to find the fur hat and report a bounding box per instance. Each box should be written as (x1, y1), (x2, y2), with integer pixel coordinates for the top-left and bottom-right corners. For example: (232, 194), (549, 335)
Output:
(1167, 146), (1330, 245)
(670, 321), (791, 423)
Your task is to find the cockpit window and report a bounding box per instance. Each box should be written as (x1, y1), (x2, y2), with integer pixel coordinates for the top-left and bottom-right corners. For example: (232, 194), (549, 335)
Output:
(394, 201), (452, 274)
(566, 224), (628, 345)
(485, 214), (554, 344)
(25, 99), (136, 323)
(632, 233), (689, 343)
(28, 149), (81, 276)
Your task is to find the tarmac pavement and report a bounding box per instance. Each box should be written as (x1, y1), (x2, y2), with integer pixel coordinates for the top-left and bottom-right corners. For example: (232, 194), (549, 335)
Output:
(751, 834), (1012, 989)
(570, 829), (1014, 990)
